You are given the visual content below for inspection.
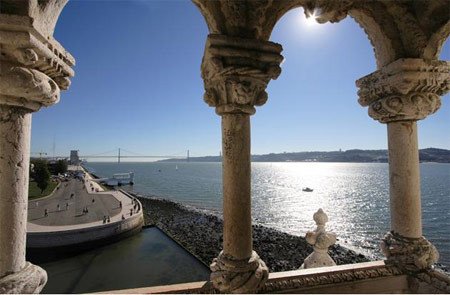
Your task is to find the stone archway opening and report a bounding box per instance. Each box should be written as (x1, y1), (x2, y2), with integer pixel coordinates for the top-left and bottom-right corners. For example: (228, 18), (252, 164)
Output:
(252, 4), (387, 255)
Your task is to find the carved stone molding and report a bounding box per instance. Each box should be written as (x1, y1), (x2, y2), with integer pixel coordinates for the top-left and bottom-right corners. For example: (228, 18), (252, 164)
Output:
(414, 269), (450, 293)
(210, 250), (269, 293)
(381, 231), (439, 273)
(201, 34), (283, 115)
(260, 263), (403, 293)
(368, 92), (441, 123)
(0, 262), (47, 294)
(0, 62), (60, 111)
(0, 14), (75, 111)
(356, 58), (449, 123)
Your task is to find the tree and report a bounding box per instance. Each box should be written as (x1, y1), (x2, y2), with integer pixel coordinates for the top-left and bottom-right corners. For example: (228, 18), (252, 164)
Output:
(54, 159), (68, 175)
(33, 160), (50, 194)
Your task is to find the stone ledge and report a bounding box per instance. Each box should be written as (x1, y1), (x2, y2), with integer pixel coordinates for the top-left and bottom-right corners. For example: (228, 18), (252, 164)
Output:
(104, 261), (409, 294)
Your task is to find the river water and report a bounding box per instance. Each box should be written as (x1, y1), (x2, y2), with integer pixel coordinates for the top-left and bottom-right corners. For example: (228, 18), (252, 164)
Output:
(86, 162), (450, 268)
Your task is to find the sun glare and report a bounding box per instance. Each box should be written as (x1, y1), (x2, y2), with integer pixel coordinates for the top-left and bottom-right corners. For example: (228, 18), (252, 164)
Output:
(303, 11), (318, 28)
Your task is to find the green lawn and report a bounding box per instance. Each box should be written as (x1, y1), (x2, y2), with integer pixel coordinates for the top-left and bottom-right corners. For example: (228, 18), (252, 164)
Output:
(29, 181), (58, 200)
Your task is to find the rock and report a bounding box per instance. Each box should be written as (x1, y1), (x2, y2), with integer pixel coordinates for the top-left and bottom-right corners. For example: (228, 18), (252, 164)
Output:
(135, 194), (371, 272)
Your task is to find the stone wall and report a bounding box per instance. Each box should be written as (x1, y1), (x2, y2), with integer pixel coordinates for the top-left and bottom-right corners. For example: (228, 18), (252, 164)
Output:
(27, 212), (143, 248)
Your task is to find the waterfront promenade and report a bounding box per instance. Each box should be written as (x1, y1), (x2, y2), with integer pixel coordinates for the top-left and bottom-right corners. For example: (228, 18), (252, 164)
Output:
(27, 167), (143, 247)
(28, 179), (122, 227)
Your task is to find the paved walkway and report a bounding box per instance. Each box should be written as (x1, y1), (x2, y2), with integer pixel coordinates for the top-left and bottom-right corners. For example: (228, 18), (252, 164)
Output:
(28, 170), (141, 233)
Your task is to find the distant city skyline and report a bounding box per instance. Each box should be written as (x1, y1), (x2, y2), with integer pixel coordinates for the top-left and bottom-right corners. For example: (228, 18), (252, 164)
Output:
(31, 1), (450, 159)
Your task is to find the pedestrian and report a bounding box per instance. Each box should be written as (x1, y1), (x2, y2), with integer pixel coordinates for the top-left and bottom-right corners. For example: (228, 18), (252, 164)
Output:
(44, 209), (48, 217)
(119, 201), (122, 208)
(92, 198), (95, 203)
(103, 216), (106, 224)
(57, 204), (60, 211)
(107, 216), (110, 223)
(65, 203), (69, 210)
(122, 214), (125, 220)
(36, 201), (39, 208)
(130, 208), (133, 216)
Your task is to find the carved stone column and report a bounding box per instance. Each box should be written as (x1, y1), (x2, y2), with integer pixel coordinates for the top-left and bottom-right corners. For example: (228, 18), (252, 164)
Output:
(357, 58), (449, 272)
(201, 34), (282, 293)
(0, 9), (74, 293)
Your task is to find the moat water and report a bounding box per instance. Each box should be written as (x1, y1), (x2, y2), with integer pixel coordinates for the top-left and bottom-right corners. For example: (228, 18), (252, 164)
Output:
(87, 162), (450, 268)
(38, 227), (209, 293)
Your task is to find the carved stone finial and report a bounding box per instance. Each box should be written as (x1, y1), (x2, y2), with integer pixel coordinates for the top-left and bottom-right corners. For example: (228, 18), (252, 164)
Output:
(356, 58), (450, 123)
(201, 34), (283, 116)
(210, 250), (269, 294)
(300, 208), (337, 269)
(381, 231), (439, 273)
(0, 262), (47, 294)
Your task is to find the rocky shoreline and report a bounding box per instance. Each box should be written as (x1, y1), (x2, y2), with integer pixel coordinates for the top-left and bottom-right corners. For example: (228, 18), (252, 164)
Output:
(132, 194), (369, 272)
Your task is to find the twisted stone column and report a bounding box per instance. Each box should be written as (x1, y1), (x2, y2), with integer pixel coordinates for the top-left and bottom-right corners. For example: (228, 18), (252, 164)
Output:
(0, 10), (74, 293)
(201, 34), (282, 293)
(357, 58), (449, 272)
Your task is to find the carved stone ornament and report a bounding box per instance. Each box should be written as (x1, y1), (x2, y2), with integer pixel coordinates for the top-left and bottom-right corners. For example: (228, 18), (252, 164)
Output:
(260, 263), (403, 293)
(0, 262), (47, 294)
(0, 15), (75, 111)
(0, 62), (60, 111)
(356, 58), (450, 123)
(381, 231), (439, 273)
(201, 34), (283, 115)
(300, 208), (337, 269)
(210, 250), (269, 294)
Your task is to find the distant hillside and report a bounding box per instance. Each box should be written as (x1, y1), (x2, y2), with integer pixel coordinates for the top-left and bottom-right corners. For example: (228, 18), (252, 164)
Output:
(160, 148), (450, 163)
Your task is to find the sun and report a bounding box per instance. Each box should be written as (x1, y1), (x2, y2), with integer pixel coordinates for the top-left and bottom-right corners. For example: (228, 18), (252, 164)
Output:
(304, 11), (318, 27)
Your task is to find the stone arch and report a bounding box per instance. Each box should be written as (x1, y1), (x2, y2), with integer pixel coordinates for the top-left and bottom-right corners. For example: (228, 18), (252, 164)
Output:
(423, 20), (450, 60)
(260, 2), (403, 68)
(192, 1), (449, 69)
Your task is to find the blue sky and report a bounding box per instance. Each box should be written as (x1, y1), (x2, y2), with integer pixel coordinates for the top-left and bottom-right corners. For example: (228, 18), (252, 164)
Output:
(31, 0), (450, 159)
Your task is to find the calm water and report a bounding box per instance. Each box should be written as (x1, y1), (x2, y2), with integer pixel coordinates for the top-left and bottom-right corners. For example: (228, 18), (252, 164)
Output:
(39, 228), (209, 293)
(86, 162), (450, 267)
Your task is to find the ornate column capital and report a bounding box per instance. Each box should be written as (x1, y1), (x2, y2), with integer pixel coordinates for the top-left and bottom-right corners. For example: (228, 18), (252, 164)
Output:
(356, 58), (449, 123)
(0, 262), (47, 294)
(0, 14), (75, 112)
(210, 250), (268, 294)
(201, 34), (283, 116)
(381, 231), (439, 273)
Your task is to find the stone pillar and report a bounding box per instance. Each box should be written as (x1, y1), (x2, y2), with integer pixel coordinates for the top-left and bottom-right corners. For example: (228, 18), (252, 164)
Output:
(0, 8), (74, 293)
(201, 34), (283, 293)
(221, 114), (252, 259)
(356, 58), (449, 272)
(387, 121), (422, 238)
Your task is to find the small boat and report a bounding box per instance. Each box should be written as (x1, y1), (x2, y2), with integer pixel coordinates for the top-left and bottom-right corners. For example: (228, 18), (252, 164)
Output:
(302, 187), (313, 192)
(175, 165), (178, 170)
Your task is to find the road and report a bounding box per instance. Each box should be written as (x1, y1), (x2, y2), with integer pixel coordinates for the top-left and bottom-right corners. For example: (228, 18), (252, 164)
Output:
(28, 179), (122, 226)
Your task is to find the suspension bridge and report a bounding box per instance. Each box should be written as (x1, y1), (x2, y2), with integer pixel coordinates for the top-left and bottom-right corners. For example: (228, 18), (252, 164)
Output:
(35, 148), (190, 163)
